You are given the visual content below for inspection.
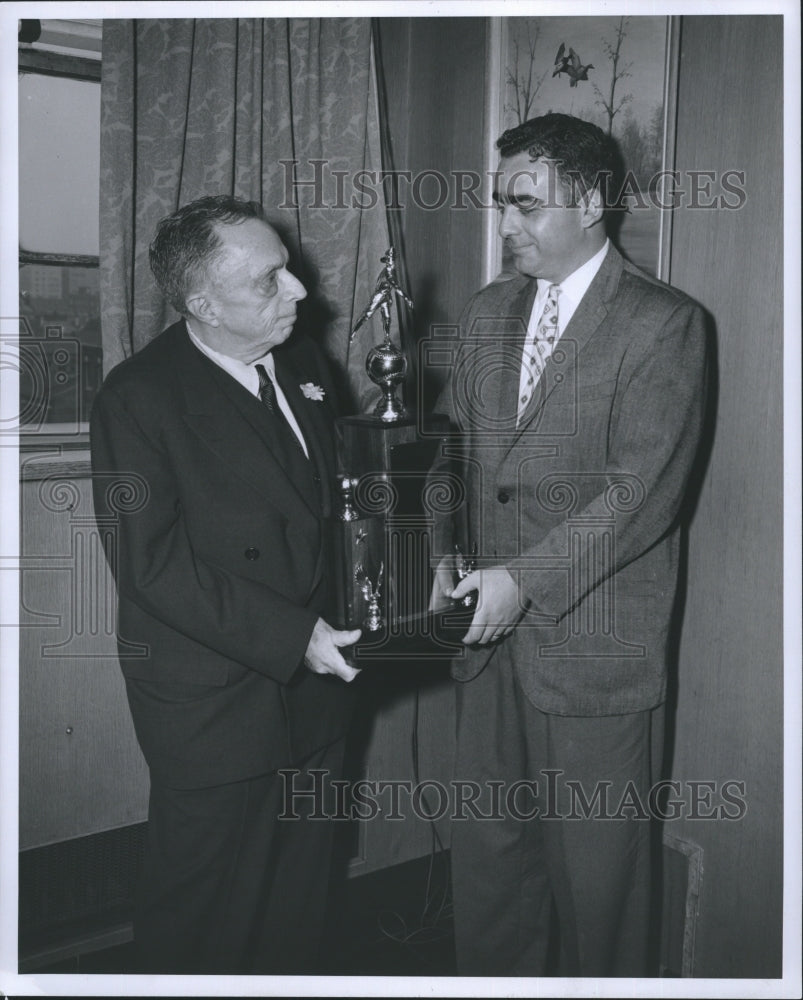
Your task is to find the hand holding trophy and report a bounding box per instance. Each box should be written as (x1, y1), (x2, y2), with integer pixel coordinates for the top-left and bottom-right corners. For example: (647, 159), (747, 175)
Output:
(335, 247), (453, 660)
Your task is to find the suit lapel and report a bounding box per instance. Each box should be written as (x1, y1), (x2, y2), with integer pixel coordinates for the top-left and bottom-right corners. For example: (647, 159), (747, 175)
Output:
(513, 245), (625, 438)
(173, 326), (320, 522)
(273, 347), (337, 592)
(486, 278), (538, 433)
(274, 353), (337, 492)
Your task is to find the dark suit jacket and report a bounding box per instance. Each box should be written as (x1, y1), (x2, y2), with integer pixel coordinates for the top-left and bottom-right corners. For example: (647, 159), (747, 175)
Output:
(434, 245), (708, 716)
(90, 320), (354, 788)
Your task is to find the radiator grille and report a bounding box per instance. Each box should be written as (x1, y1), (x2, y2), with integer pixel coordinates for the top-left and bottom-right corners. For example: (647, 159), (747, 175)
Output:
(19, 823), (146, 953)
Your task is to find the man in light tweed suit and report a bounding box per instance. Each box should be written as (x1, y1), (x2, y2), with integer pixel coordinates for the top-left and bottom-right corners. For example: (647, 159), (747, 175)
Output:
(430, 114), (708, 976)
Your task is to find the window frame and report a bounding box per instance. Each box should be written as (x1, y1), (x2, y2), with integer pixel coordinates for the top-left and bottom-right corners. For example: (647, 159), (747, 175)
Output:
(18, 46), (102, 452)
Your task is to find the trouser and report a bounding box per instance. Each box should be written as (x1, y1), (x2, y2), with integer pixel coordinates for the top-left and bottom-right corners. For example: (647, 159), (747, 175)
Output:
(134, 739), (345, 975)
(450, 644), (664, 977)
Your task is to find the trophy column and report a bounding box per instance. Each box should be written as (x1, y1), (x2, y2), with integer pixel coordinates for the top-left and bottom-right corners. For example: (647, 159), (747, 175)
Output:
(333, 414), (450, 634)
(332, 248), (454, 642)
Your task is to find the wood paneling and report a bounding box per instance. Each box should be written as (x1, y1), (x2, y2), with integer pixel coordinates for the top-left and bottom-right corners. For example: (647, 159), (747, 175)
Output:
(668, 15), (784, 977)
(19, 468), (149, 849)
(378, 17), (488, 392)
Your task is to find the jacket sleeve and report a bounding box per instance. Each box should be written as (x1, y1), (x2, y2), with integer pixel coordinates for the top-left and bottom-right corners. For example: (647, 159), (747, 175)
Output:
(90, 383), (319, 684)
(509, 297), (708, 620)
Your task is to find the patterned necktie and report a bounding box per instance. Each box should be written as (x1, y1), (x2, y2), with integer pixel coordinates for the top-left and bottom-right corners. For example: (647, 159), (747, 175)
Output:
(255, 363), (305, 452)
(517, 283), (560, 425)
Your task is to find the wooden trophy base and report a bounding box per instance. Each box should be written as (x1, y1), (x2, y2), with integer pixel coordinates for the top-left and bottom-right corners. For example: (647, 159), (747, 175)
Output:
(332, 412), (450, 641)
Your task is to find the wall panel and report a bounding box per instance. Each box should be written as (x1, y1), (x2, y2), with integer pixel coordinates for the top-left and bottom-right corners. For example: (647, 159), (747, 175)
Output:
(378, 17), (488, 392)
(668, 15), (784, 977)
(19, 464), (149, 849)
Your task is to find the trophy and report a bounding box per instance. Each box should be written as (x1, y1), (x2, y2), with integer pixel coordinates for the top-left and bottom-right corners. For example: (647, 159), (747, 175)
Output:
(350, 247), (414, 423)
(334, 248), (452, 648)
(336, 475), (360, 522)
(354, 562), (385, 632)
(454, 542), (478, 609)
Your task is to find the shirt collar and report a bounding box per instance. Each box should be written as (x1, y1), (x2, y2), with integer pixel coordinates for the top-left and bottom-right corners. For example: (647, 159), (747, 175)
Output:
(185, 320), (275, 392)
(539, 238), (610, 310)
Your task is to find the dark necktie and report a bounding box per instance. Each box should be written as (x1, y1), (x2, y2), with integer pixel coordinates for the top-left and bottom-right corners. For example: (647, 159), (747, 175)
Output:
(255, 363), (305, 453)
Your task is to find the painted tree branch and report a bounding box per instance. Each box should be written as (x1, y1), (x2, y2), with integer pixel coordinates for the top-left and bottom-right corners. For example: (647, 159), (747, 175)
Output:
(592, 16), (634, 135)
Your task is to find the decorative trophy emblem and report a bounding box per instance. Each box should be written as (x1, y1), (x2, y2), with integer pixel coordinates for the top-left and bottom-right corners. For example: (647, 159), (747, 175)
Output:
(354, 562), (385, 632)
(454, 542), (478, 609)
(350, 247), (414, 423)
(336, 475), (360, 522)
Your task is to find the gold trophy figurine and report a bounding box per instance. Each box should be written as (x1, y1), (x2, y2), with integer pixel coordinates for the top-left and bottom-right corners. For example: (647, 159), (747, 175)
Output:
(354, 562), (385, 632)
(454, 542), (478, 609)
(351, 247), (414, 422)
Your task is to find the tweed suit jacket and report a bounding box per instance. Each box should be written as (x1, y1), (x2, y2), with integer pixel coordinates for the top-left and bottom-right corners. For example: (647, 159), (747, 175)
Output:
(434, 245), (708, 716)
(90, 320), (353, 788)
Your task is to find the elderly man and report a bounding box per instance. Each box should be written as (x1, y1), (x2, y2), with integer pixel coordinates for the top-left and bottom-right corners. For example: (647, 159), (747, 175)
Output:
(431, 114), (708, 976)
(90, 195), (360, 974)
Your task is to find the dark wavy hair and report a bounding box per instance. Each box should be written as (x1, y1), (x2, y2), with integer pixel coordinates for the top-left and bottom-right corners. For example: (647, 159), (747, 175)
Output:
(149, 195), (267, 314)
(496, 113), (619, 207)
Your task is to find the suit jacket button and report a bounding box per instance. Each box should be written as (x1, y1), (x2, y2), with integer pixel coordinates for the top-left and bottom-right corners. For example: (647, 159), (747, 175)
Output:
(497, 490), (510, 504)
(313, 474), (321, 484)
(244, 547), (260, 560)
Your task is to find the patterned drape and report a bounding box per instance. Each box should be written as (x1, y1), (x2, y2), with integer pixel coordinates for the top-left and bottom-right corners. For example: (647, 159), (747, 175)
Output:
(99, 18), (395, 411)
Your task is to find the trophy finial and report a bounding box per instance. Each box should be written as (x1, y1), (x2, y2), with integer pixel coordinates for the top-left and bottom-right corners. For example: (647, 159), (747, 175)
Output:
(355, 562), (385, 632)
(350, 247), (414, 422)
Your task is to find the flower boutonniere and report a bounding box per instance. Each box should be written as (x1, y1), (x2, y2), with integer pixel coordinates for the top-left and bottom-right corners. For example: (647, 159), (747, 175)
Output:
(300, 382), (326, 401)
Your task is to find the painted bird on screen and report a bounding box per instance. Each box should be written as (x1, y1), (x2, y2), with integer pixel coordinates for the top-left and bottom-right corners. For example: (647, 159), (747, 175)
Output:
(553, 44), (594, 87)
(565, 47), (594, 87)
(553, 42), (571, 77)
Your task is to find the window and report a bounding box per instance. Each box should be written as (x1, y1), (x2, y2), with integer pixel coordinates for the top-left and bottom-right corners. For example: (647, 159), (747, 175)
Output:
(18, 20), (102, 441)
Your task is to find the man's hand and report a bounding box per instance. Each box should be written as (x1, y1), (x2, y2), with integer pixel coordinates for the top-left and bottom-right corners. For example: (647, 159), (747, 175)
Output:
(428, 553), (458, 612)
(451, 567), (526, 646)
(304, 618), (362, 682)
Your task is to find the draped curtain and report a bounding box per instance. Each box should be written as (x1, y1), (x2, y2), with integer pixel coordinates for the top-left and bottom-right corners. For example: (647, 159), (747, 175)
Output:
(99, 18), (401, 411)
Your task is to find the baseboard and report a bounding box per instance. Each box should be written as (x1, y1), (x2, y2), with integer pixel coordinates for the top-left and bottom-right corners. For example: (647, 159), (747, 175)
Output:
(660, 833), (703, 976)
(18, 921), (133, 973)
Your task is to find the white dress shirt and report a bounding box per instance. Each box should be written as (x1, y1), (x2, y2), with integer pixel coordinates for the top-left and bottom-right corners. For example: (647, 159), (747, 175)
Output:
(527, 238), (610, 343)
(186, 322), (309, 457)
(516, 239), (610, 423)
